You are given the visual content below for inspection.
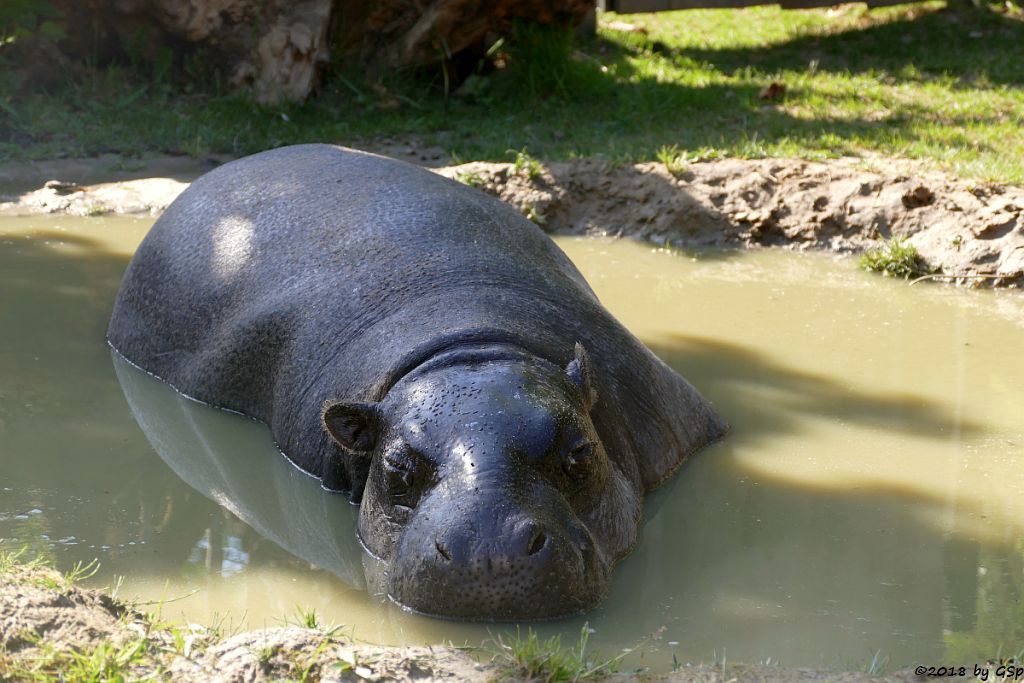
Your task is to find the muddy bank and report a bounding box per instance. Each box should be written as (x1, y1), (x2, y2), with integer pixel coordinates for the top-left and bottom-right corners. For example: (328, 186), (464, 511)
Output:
(437, 157), (1024, 287)
(1, 153), (1022, 286)
(0, 562), (927, 682)
(0, 562), (489, 682)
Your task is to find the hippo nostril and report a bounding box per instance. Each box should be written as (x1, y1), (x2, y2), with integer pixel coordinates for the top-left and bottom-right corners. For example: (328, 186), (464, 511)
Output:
(435, 539), (452, 562)
(527, 528), (548, 556)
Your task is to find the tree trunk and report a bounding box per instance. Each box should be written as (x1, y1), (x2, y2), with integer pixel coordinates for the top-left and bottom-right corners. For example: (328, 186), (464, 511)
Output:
(17, 0), (593, 103)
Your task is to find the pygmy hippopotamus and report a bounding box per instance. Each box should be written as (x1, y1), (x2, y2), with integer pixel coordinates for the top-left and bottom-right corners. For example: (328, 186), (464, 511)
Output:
(108, 144), (726, 620)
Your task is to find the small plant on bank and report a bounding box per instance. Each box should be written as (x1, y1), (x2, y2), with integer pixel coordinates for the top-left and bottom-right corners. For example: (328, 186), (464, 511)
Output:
(63, 558), (100, 588)
(511, 147), (544, 181)
(524, 203), (546, 225)
(296, 605), (320, 630)
(859, 237), (932, 279)
(6, 630), (156, 682)
(455, 170), (485, 187)
(656, 144), (689, 178)
(493, 624), (631, 682)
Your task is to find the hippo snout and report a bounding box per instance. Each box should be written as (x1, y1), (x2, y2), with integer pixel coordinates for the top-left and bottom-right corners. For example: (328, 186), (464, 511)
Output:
(387, 499), (608, 620)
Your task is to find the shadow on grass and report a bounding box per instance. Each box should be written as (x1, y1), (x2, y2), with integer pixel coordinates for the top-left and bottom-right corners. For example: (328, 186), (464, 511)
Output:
(672, 3), (1024, 87)
(10, 5), (1023, 166)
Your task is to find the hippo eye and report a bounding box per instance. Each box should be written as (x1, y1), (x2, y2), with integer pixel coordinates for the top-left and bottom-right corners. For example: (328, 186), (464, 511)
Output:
(563, 440), (594, 477)
(382, 450), (426, 509)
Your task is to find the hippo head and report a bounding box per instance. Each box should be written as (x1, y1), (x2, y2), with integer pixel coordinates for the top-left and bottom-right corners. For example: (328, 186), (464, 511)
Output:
(320, 343), (641, 620)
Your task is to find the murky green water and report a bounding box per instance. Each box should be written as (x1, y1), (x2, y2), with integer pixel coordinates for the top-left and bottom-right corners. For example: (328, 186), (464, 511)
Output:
(2, 215), (1023, 671)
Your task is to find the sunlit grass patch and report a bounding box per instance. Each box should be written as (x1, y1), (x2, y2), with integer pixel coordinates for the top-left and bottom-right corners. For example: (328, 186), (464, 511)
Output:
(492, 624), (633, 682)
(860, 236), (933, 278)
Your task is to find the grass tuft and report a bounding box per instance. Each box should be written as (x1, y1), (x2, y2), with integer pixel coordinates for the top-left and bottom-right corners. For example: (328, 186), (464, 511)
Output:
(5, 632), (155, 682)
(456, 170), (485, 187)
(859, 236), (933, 278)
(656, 144), (689, 177)
(493, 624), (633, 682)
(511, 147), (544, 180)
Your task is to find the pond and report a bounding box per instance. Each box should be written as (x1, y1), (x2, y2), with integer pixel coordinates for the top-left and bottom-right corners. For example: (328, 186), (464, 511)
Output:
(1, 215), (1022, 672)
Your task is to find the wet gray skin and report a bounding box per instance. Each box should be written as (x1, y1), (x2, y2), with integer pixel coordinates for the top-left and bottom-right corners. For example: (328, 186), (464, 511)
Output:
(107, 144), (726, 620)
(330, 345), (638, 619)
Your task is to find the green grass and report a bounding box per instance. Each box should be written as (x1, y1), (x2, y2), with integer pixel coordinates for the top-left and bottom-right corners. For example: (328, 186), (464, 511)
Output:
(656, 143), (689, 177)
(456, 169), (486, 187)
(2, 2), (1023, 181)
(860, 236), (933, 278)
(511, 147), (545, 180)
(492, 625), (633, 682)
(0, 547), (93, 591)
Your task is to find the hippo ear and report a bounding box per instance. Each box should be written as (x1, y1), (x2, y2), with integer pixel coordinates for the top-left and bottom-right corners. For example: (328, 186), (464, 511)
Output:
(322, 400), (381, 453)
(565, 342), (598, 411)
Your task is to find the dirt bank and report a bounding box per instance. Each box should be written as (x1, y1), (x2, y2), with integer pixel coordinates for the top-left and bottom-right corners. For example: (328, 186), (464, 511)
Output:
(1, 152), (1022, 287)
(0, 561), (489, 682)
(0, 561), (928, 682)
(437, 157), (1024, 288)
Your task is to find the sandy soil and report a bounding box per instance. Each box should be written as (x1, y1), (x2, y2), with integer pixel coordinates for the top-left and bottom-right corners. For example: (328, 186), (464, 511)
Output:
(1, 563), (930, 682)
(1, 151), (1022, 287)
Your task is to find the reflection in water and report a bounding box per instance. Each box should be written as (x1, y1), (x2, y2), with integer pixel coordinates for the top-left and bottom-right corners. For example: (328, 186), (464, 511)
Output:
(111, 350), (367, 590)
(1, 217), (1023, 669)
(188, 530), (250, 577)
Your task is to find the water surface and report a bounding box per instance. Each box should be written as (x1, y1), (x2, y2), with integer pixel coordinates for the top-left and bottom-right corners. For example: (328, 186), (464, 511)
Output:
(1, 215), (1022, 670)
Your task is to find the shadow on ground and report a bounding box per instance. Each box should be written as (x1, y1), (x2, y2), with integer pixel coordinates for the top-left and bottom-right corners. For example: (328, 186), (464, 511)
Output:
(672, 3), (1024, 87)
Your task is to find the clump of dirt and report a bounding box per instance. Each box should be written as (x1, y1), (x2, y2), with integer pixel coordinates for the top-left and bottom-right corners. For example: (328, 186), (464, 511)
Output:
(439, 157), (1024, 287)
(1, 177), (191, 217)
(0, 563), (131, 657)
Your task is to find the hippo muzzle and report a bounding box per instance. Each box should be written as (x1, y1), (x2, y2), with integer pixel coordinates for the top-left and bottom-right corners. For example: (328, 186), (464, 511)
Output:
(323, 342), (640, 620)
(387, 472), (609, 619)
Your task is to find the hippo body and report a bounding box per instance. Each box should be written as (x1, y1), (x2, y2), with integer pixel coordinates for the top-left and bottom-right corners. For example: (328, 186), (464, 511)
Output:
(108, 144), (726, 619)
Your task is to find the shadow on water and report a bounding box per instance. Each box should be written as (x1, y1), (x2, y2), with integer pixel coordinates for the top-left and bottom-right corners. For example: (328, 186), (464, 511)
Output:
(577, 332), (1022, 666)
(111, 351), (368, 590)
(607, 437), (1023, 668)
(648, 333), (983, 444)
